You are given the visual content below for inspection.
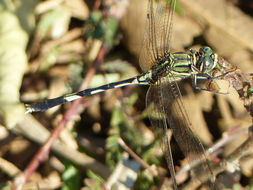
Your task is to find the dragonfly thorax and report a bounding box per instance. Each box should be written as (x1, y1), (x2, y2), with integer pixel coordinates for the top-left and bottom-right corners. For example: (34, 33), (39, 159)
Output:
(153, 54), (174, 79)
(142, 52), (197, 84)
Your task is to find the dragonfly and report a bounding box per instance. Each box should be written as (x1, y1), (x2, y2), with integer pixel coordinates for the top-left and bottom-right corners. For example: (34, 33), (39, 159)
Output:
(25, 0), (234, 189)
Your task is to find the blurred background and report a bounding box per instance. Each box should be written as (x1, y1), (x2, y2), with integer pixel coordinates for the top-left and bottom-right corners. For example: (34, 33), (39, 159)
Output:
(0, 0), (253, 189)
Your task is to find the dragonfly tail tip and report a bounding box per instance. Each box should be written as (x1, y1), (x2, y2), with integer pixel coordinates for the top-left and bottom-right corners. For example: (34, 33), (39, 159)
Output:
(24, 104), (34, 114)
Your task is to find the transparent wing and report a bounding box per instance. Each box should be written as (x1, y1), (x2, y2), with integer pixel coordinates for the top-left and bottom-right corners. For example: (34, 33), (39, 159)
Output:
(139, 0), (176, 71)
(146, 77), (214, 188)
(146, 82), (178, 189)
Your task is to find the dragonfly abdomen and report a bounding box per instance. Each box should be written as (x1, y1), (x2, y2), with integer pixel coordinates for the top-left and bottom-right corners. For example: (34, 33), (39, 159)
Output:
(25, 77), (140, 113)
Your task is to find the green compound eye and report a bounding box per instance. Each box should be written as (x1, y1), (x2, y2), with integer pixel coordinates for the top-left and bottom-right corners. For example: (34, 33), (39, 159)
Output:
(202, 46), (213, 56)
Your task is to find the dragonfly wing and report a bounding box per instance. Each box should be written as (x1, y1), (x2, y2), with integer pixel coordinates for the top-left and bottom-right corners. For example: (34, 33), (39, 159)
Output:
(147, 77), (214, 188)
(146, 83), (178, 190)
(139, 0), (176, 72)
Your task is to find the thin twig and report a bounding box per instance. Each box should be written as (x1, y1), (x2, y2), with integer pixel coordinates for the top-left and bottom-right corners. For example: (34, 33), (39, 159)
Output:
(182, 125), (253, 190)
(118, 138), (158, 176)
(176, 125), (248, 178)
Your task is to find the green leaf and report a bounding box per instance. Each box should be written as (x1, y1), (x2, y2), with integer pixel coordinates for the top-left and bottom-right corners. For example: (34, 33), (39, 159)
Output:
(134, 171), (156, 190)
(105, 107), (124, 169)
(86, 170), (104, 183)
(62, 163), (81, 190)
(84, 11), (119, 47)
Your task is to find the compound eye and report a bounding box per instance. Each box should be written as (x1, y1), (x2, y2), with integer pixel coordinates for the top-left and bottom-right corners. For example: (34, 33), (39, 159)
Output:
(202, 46), (213, 55)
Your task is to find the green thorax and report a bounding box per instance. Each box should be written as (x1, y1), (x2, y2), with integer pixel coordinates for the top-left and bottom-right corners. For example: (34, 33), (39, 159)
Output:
(138, 52), (193, 84)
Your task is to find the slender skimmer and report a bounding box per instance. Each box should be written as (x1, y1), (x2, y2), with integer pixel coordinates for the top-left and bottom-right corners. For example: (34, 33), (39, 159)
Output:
(25, 0), (234, 189)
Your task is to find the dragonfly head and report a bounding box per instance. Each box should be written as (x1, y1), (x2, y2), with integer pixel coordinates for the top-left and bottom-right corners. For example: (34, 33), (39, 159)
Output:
(198, 46), (236, 78)
(199, 46), (217, 73)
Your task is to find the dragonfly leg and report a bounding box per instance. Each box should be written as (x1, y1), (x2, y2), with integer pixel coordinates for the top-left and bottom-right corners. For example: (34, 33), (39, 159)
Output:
(208, 70), (234, 79)
(193, 69), (234, 94)
(192, 75), (228, 94)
